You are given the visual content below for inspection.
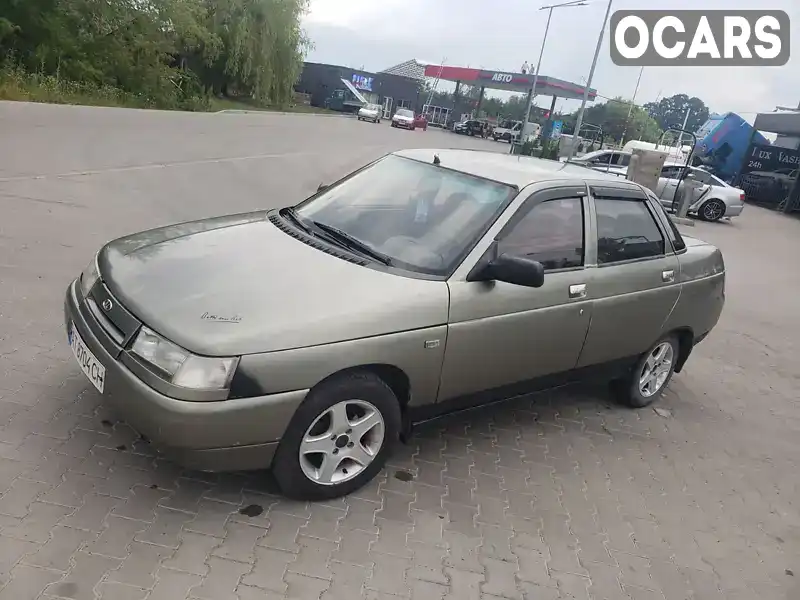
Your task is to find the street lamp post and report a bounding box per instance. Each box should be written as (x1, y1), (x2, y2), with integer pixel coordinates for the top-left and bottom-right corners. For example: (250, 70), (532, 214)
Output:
(519, 0), (587, 149)
(566, 0), (614, 162)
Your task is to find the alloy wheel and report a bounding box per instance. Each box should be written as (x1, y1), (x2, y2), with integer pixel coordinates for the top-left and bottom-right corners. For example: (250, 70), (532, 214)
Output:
(702, 200), (724, 221)
(638, 342), (674, 398)
(298, 399), (385, 485)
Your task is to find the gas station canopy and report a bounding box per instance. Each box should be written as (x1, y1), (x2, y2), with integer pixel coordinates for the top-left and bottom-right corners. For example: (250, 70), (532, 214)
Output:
(422, 65), (597, 101)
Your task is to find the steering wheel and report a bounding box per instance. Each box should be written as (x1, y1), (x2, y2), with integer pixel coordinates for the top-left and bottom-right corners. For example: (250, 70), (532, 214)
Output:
(380, 236), (445, 269)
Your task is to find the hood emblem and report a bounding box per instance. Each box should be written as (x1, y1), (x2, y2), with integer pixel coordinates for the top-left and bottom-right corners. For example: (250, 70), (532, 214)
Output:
(102, 299), (113, 312)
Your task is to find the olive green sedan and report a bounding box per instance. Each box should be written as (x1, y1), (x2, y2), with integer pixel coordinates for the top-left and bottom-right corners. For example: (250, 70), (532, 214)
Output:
(64, 149), (725, 499)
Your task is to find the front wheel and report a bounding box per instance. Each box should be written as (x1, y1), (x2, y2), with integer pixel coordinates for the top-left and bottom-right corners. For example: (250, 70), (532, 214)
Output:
(699, 199), (725, 221)
(617, 335), (679, 408)
(272, 372), (401, 500)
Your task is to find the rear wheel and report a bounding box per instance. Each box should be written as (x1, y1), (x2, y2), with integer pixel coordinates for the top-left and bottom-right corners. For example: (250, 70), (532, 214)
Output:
(617, 335), (679, 408)
(699, 199), (725, 221)
(272, 372), (401, 500)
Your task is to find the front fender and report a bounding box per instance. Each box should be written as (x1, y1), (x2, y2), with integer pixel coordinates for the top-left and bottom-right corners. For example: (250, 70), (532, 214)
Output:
(230, 326), (448, 408)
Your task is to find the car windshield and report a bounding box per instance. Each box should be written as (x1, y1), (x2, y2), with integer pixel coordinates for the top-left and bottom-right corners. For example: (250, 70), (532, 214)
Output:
(396, 109), (413, 118)
(295, 155), (517, 276)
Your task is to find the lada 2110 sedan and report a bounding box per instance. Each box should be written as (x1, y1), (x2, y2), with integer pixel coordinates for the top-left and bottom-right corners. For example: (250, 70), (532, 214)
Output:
(64, 150), (725, 499)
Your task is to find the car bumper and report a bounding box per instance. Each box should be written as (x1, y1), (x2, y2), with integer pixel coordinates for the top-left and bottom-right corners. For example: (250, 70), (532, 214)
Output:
(725, 203), (744, 217)
(64, 279), (308, 472)
(393, 121), (413, 129)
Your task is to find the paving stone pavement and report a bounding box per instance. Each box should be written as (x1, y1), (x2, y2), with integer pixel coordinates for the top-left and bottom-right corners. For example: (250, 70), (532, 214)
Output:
(1, 102), (799, 600)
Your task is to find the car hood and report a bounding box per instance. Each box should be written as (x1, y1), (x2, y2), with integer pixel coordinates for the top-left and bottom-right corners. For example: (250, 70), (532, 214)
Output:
(99, 212), (449, 356)
(393, 115), (413, 121)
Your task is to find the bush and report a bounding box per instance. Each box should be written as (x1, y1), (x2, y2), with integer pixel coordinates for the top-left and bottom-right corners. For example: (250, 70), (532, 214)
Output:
(0, 64), (211, 111)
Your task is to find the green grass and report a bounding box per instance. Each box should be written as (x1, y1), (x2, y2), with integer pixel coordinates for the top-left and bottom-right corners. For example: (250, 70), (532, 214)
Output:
(0, 67), (153, 109)
(0, 67), (334, 114)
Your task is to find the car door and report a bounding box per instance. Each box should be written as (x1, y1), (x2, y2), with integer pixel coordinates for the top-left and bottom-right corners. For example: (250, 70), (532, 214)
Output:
(655, 165), (685, 207)
(575, 185), (681, 369)
(437, 185), (594, 403)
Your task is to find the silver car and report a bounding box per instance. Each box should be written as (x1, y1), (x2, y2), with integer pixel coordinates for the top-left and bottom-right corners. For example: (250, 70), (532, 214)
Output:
(391, 108), (415, 130)
(357, 103), (382, 123)
(64, 150), (725, 499)
(656, 165), (746, 221)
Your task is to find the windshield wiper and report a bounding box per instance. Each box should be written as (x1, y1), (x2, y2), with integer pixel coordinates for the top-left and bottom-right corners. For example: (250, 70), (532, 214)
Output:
(310, 221), (392, 266)
(281, 207), (313, 235)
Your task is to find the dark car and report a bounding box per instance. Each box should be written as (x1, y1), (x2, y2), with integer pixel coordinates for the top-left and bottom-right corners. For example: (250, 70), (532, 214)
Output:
(739, 167), (798, 206)
(454, 119), (486, 137)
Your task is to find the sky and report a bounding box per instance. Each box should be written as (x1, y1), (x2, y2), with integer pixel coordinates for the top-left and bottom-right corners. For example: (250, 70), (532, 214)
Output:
(301, 0), (800, 122)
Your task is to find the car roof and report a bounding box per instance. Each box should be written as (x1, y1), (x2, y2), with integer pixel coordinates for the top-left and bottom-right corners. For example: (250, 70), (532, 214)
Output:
(393, 148), (643, 190)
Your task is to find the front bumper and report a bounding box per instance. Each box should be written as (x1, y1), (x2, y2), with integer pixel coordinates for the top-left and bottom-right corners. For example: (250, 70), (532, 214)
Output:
(64, 279), (308, 472)
(393, 120), (413, 129)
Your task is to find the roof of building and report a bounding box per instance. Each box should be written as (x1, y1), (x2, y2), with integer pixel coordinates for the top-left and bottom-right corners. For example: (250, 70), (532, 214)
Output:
(393, 148), (638, 189)
(380, 59), (428, 80)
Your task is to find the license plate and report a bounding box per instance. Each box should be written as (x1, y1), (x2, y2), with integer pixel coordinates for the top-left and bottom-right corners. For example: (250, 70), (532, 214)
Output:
(68, 322), (106, 393)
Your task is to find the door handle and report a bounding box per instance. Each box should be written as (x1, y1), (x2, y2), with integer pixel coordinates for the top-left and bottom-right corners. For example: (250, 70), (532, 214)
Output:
(569, 284), (587, 299)
(662, 270), (675, 283)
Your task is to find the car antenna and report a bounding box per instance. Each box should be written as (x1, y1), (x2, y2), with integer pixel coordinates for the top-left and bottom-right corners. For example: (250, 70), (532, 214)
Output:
(433, 154), (441, 166)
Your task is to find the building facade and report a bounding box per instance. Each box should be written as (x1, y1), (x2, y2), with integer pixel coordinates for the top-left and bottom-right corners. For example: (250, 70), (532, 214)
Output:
(295, 62), (424, 118)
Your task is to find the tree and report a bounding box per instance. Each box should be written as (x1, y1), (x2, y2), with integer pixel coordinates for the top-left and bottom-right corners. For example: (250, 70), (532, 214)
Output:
(561, 98), (662, 144)
(0, 0), (312, 108)
(643, 93), (710, 134)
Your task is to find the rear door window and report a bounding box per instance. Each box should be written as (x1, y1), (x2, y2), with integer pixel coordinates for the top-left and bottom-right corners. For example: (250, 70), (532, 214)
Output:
(595, 199), (666, 264)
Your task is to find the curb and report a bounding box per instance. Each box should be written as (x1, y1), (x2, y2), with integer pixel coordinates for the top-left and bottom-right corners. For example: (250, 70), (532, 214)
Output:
(215, 109), (344, 117)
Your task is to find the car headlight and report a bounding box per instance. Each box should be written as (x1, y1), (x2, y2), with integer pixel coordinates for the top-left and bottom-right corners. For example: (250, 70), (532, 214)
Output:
(79, 255), (100, 298)
(131, 326), (239, 390)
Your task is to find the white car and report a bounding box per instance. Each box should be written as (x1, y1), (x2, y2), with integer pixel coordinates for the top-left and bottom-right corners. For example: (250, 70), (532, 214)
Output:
(567, 149), (631, 176)
(391, 108), (415, 130)
(357, 104), (382, 123)
(656, 165), (745, 221)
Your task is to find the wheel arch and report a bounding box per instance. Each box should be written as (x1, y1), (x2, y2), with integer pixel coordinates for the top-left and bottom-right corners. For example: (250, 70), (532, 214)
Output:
(670, 327), (695, 373)
(312, 363), (411, 409)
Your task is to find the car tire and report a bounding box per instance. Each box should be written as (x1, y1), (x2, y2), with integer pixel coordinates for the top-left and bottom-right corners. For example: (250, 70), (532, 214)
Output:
(699, 199), (725, 221)
(272, 371), (401, 500)
(617, 334), (679, 408)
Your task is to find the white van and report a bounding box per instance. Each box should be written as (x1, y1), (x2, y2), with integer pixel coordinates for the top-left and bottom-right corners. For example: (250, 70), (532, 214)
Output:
(623, 140), (689, 163)
(493, 120), (541, 143)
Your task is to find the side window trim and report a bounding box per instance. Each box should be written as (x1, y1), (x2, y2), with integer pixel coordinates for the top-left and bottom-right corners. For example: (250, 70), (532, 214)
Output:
(493, 185), (589, 273)
(645, 192), (687, 255)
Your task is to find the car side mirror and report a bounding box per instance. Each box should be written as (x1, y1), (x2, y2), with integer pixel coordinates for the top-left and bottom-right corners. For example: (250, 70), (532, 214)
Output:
(474, 254), (545, 288)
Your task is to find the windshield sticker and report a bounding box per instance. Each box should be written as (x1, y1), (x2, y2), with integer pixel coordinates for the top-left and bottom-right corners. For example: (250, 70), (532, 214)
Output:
(201, 312), (242, 323)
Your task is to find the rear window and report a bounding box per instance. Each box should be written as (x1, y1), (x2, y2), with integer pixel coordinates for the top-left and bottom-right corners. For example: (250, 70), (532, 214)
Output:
(595, 198), (666, 264)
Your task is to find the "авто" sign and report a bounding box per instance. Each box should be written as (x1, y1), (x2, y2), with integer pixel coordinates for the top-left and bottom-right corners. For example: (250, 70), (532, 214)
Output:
(490, 73), (514, 83)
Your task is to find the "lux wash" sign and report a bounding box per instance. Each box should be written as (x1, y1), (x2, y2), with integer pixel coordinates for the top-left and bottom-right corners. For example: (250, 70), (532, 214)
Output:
(741, 144), (800, 176)
(610, 10), (790, 66)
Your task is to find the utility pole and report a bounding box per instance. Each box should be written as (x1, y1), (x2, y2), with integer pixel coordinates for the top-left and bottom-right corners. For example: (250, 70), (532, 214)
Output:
(520, 6), (553, 141)
(566, 0), (614, 162)
(675, 106), (691, 147)
(620, 66), (644, 146)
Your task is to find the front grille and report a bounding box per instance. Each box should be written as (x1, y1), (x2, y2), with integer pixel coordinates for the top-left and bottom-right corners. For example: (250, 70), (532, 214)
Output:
(88, 283), (142, 349)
